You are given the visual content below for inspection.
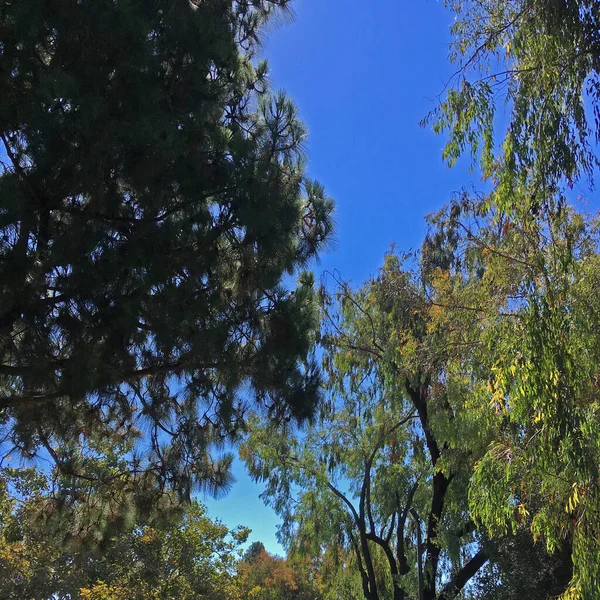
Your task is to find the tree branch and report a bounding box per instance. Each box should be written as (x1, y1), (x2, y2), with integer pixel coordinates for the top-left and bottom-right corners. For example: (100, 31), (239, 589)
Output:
(438, 546), (489, 600)
(0, 391), (64, 410)
(397, 480), (419, 575)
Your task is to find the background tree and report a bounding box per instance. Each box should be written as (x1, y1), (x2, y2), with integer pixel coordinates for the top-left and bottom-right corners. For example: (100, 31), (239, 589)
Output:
(0, 466), (249, 600)
(0, 467), (62, 599)
(0, 0), (333, 518)
(232, 543), (322, 600)
(242, 541), (267, 563)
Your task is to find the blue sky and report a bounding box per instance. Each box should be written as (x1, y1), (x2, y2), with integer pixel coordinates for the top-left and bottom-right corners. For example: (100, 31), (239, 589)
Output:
(203, 0), (479, 555)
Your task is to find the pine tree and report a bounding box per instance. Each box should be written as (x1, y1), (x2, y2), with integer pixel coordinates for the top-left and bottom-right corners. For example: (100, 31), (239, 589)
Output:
(0, 0), (333, 511)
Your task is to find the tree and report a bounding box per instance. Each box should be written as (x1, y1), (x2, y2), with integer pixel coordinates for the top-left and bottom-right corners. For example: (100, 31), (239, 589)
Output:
(243, 255), (571, 600)
(232, 544), (322, 600)
(76, 503), (248, 600)
(242, 541), (267, 563)
(428, 0), (600, 215)
(424, 2), (600, 596)
(242, 247), (572, 600)
(0, 467), (62, 599)
(0, 466), (249, 600)
(422, 195), (600, 597)
(0, 0), (333, 513)
(469, 530), (572, 600)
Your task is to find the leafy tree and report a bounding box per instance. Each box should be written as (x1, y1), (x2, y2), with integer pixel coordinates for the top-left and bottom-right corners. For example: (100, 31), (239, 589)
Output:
(0, 0), (333, 514)
(428, 0), (600, 214)
(232, 544), (322, 600)
(243, 258), (506, 600)
(76, 503), (248, 600)
(469, 530), (572, 600)
(0, 466), (249, 599)
(243, 248), (579, 600)
(422, 195), (600, 597)
(424, 2), (600, 596)
(0, 468), (62, 599)
(243, 540), (267, 563)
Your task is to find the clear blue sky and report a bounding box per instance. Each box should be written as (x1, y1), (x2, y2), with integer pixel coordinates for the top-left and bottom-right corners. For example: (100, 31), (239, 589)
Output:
(203, 0), (479, 555)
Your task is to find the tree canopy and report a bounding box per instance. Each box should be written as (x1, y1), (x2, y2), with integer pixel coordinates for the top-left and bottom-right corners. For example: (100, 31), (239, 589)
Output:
(3, 0), (600, 598)
(0, 466), (252, 599)
(233, 543), (322, 600)
(425, 1), (600, 595)
(243, 254), (574, 599)
(421, 194), (600, 598)
(430, 0), (600, 214)
(0, 464), (325, 600)
(0, 0), (333, 514)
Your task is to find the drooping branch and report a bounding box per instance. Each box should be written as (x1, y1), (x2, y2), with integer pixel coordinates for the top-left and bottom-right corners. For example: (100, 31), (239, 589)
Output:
(364, 462), (376, 535)
(288, 455), (361, 528)
(366, 530), (406, 600)
(383, 510), (396, 545)
(349, 530), (378, 600)
(361, 411), (417, 536)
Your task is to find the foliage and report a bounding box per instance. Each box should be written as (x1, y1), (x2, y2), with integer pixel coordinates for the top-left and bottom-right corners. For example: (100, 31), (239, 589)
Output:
(243, 258), (505, 600)
(243, 236), (584, 599)
(422, 195), (600, 597)
(0, 0), (333, 515)
(0, 467), (61, 599)
(469, 530), (572, 600)
(232, 545), (322, 600)
(427, 0), (600, 214)
(424, 3), (600, 595)
(0, 466), (249, 599)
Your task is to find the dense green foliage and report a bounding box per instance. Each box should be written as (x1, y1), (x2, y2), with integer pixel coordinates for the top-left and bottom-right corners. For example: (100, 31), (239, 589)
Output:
(426, 1), (600, 596)
(471, 530), (572, 600)
(422, 196), (600, 598)
(234, 543), (322, 600)
(0, 464), (325, 600)
(0, 467), (249, 599)
(2, 0), (599, 597)
(0, 0), (332, 514)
